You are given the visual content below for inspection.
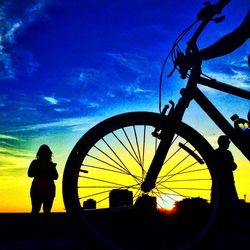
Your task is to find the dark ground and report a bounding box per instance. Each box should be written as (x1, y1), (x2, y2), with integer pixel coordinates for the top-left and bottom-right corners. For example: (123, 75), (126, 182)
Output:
(0, 206), (250, 250)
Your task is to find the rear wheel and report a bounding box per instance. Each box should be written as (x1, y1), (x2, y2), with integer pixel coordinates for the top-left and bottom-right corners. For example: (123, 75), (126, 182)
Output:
(63, 112), (219, 249)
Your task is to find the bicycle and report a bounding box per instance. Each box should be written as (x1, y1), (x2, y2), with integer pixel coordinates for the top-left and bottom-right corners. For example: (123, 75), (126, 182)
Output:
(63, 1), (250, 249)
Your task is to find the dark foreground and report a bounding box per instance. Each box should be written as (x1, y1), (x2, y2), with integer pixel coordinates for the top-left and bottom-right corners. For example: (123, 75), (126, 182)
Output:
(0, 206), (250, 250)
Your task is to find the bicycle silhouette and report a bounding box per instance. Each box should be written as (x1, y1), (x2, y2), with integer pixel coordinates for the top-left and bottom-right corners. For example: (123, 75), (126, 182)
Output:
(63, 1), (250, 249)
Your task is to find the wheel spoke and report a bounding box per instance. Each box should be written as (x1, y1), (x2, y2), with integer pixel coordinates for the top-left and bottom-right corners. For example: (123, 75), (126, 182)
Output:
(157, 186), (210, 191)
(162, 178), (211, 182)
(63, 112), (219, 250)
(157, 153), (191, 185)
(141, 125), (146, 180)
(162, 165), (207, 179)
(93, 144), (130, 175)
(79, 189), (111, 200)
(162, 135), (180, 165)
(112, 131), (141, 165)
(79, 175), (131, 188)
(81, 164), (130, 175)
(85, 154), (129, 174)
(133, 125), (142, 166)
(122, 127), (140, 164)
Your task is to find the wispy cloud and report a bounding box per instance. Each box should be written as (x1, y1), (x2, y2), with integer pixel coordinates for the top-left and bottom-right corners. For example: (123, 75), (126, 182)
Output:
(203, 53), (250, 92)
(124, 84), (152, 97)
(106, 52), (152, 74)
(66, 68), (105, 88)
(54, 108), (69, 112)
(0, 134), (21, 141)
(0, 95), (7, 107)
(0, 1), (49, 79)
(0, 146), (32, 159)
(204, 71), (250, 90)
(44, 96), (59, 105)
(2, 115), (100, 134)
(87, 102), (100, 109)
(42, 95), (71, 111)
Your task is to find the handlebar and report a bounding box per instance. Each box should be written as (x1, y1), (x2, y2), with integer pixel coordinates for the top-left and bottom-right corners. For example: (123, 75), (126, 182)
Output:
(174, 0), (231, 79)
(197, 0), (231, 21)
(159, 0), (231, 111)
(188, 0), (231, 53)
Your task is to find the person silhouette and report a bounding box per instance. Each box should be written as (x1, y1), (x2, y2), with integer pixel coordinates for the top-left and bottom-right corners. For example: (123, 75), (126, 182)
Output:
(214, 135), (239, 210)
(28, 144), (58, 215)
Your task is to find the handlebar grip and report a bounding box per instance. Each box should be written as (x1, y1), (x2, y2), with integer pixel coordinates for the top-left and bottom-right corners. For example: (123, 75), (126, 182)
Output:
(197, 0), (231, 21)
(215, 0), (231, 13)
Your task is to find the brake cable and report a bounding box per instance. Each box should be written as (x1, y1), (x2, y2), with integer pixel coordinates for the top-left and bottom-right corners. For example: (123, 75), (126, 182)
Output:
(158, 20), (198, 113)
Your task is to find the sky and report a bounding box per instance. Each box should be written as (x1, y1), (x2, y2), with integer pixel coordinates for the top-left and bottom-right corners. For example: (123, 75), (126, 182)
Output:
(0, 0), (249, 212)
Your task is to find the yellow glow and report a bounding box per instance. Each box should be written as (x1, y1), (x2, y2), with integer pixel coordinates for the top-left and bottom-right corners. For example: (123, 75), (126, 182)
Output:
(0, 125), (250, 213)
(0, 150), (65, 213)
(77, 125), (213, 210)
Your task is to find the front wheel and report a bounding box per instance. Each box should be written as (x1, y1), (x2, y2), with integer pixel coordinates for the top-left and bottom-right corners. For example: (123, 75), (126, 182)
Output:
(63, 112), (219, 250)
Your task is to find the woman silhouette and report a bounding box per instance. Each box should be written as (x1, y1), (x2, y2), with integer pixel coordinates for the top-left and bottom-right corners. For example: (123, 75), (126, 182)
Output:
(28, 145), (58, 214)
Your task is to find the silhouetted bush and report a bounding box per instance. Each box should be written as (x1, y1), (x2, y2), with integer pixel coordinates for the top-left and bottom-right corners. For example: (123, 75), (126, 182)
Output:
(175, 197), (209, 215)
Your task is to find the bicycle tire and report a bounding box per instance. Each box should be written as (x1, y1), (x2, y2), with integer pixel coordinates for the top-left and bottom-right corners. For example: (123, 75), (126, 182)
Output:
(63, 112), (219, 250)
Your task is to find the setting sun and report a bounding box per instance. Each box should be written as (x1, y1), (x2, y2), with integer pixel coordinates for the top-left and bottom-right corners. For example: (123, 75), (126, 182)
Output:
(157, 194), (183, 211)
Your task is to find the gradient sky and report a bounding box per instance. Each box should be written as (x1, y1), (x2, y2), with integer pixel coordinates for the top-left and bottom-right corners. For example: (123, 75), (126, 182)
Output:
(0, 0), (249, 212)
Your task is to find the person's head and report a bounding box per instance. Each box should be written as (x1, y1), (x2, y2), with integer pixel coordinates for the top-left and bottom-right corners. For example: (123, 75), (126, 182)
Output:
(217, 135), (230, 149)
(36, 144), (53, 161)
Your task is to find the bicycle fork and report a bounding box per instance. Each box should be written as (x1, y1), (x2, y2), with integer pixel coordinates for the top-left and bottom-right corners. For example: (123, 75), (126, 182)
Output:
(141, 87), (194, 193)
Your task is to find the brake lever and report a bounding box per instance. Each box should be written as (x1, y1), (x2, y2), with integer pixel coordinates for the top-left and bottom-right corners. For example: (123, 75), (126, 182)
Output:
(197, 1), (226, 21)
(167, 65), (177, 78)
(173, 49), (190, 79)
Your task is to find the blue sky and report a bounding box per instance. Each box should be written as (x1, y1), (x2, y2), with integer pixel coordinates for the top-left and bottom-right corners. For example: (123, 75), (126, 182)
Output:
(0, 0), (249, 211)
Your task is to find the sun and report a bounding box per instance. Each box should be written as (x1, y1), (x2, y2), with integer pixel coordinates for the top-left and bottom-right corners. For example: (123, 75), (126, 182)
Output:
(157, 194), (183, 212)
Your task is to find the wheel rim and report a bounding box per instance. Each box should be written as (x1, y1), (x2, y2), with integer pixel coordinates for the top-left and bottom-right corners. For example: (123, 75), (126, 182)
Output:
(64, 112), (218, 250)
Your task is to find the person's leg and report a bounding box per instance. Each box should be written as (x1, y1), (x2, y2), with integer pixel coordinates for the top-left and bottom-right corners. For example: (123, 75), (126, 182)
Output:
(31, 191), (42, 214)
(43, 195), (54, 215)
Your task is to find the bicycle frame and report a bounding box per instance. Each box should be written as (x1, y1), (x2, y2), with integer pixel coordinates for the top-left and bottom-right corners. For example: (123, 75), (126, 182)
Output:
(141, 65), (250, 193)
(141, 0), (249, 193)
(196, 76), (250, 160)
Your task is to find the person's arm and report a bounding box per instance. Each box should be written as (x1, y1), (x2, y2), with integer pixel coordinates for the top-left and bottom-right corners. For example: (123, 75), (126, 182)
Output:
(200, 9), (250, 60)
(50, 163), (59, 180)
(28, 160), (37, 177)
(226, 151), (237, 171)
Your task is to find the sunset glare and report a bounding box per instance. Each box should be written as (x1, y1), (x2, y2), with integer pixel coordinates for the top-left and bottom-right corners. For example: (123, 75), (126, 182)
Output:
(157, 194), (182, 211)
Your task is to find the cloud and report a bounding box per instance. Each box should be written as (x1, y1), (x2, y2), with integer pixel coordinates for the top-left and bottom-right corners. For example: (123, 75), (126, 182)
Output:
(0, 1), (49, 79)
(0, 95), (7, 107)
(66, 68), (104, 88)
(106, 91), (115, 98)
(2, 116), (99, 134)
(87, 102), (100, 109)
(106, 53), (146, 74)
(202, 53), (250, 92)
(124, 85), (152, 97)
(0, 146), (32, 159)
(203, 71), (250, 90)
(43, 96), (59, 105)
(0, 134), (21, 141)
(42, 95), (71, 108)
(54, 108), (68, 112)
(4, 21), (23, 44)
